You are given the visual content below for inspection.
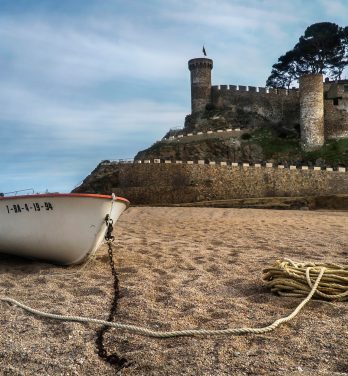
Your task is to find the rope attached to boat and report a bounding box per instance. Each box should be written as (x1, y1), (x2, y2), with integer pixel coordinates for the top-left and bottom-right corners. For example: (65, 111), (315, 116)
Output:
(1, 259), (347, 338)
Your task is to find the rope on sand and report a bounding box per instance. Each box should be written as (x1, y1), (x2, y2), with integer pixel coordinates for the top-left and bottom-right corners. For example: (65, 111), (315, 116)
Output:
(1, 259), (347, 338)
(263, 259), (348, 301)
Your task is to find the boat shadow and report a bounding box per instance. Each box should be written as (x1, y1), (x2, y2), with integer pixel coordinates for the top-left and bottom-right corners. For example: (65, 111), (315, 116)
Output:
(0, 253), (72, 275)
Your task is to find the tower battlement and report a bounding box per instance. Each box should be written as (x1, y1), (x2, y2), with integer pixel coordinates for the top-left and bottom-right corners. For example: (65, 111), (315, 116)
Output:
(188, 58), (213, 70)
(211, 85), (299, 96)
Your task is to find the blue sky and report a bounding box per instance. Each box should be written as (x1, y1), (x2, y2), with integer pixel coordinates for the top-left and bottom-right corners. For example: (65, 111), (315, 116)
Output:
(1, 0), (347, 194)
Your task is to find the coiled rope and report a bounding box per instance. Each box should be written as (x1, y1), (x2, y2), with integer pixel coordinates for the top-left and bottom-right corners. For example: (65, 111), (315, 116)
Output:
(263, 259), (348, 301)
(1, 259), (347, 338)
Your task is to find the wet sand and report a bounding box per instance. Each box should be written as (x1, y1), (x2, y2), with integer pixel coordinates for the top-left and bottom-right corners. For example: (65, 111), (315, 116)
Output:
(1, 207), (347, 375)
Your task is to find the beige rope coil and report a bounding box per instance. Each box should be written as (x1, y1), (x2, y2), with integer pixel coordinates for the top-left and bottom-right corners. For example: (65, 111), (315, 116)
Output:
(263, 258), (348, 301)
(0, 259), (347, 338)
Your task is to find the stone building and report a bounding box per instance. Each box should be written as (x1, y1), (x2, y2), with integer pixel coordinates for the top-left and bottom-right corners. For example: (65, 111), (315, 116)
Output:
(188, 57), (348, 150)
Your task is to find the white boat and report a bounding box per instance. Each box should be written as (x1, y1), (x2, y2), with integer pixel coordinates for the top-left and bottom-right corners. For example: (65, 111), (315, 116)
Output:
(0, 193), (129, 265)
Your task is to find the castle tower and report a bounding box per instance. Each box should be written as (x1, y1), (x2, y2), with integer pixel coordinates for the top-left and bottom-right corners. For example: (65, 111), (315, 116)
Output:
(299, 74), (325, 150)
(188, 58), (213, 113)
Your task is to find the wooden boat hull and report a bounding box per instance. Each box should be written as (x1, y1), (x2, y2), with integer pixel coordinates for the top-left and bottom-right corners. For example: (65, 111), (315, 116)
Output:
(0, 193), (129, 265)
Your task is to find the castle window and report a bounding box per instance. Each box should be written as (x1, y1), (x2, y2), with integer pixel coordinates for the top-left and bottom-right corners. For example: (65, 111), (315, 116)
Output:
(333, 98), (339, 105)
(344, 85), (348, 92)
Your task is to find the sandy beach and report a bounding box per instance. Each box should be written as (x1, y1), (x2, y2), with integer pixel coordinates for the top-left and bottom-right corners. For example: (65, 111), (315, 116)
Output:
(0, 207), (347, 375)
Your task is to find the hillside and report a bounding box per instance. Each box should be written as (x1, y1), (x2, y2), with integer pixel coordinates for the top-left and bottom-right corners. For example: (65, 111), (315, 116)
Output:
(135, 108), (348, 168)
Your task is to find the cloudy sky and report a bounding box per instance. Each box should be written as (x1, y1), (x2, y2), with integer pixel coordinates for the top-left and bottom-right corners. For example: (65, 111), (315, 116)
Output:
(1, 0), (347, 194)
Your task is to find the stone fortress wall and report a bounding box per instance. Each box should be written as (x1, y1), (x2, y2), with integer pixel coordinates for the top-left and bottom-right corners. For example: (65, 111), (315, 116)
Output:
(324, 79), (348, 139)
(161, 127), (244, 142)
(82, 161), (348, 205)
(209, 80), (348, 141)
(210, 84), (300, 127)
(189, 57), (348, 144)
(324, 100), (348, 139)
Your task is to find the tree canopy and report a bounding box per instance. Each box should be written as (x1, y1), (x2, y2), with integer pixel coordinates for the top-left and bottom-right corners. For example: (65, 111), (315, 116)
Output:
(266, 22), (348, 88)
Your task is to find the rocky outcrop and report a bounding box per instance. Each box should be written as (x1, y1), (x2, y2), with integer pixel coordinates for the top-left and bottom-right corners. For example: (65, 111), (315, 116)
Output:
(135, 137), (265, 164)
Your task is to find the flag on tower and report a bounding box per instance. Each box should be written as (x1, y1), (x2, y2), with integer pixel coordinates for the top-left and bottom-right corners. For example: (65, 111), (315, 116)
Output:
(202, 46), (207, 56)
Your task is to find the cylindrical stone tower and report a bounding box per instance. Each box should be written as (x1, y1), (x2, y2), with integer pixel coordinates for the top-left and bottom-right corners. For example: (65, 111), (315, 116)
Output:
(188, 58), (213, 113)
(299, 74), (325, 150)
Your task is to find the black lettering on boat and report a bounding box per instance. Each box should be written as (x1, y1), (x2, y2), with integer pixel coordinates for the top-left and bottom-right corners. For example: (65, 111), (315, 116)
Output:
(45, 202), (53, 210)
(5, 201), (54, 214)
(13, 204), (21, 213)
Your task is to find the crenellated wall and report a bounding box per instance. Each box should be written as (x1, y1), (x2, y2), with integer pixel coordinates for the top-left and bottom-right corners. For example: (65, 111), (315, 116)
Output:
(211, 85), (300, 125)
(187, 57), (348, 142)
(75, 162), (348, 205)
(211, 85), (299, 95)
(207, 81), (348, 141)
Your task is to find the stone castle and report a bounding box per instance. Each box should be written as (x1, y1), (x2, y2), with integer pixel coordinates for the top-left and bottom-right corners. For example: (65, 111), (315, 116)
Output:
(73, 57), (348, 205)
(188, 57), (348, 150)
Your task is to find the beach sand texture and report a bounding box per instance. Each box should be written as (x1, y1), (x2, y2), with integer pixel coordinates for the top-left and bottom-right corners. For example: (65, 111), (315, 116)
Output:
(1, 207), (347, 375)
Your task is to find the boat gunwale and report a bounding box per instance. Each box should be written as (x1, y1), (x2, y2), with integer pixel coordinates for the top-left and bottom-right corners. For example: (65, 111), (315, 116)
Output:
(0, 193), (130, 206)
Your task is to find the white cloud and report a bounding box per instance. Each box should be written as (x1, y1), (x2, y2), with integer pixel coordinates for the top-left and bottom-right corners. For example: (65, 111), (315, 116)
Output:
(161, 0), (298, 36)
(0, 81), (186, 192)
(0, 16), (187, 89)
(0, 82), (186, 152)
